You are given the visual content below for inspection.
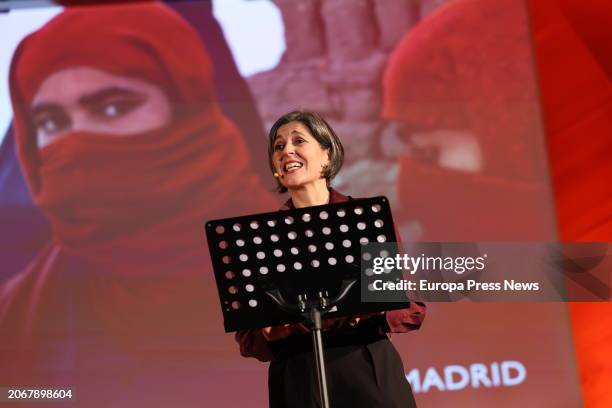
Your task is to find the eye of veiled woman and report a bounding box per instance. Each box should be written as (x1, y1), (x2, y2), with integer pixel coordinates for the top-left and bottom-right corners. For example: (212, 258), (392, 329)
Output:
(89, 94), (146, 119)
(33, 108), (71, 136)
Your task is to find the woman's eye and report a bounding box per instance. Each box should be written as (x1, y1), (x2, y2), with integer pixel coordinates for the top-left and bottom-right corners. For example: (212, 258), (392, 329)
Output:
(33, 111), (70, 135)
(91, 97), (144, 119)
(274, 143), (284, 151)
(295, 138), (305, 144)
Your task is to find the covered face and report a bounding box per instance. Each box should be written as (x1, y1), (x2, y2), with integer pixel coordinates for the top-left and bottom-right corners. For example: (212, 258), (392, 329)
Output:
(382, 0), (547, 182)
(381, 0), (555, 241)
(9, 3), (274, 253)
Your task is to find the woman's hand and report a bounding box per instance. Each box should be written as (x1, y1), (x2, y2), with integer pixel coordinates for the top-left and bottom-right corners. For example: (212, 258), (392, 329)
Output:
(348, 311), (385, 327)
(261, 323), (308, 342)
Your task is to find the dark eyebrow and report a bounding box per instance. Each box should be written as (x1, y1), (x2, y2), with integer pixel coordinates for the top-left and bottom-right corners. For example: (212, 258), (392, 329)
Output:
(30, 87), (144, 115)
(78, 86), (144, 106)
(30, 102), (64, 117)
(275, 130), (305, 141)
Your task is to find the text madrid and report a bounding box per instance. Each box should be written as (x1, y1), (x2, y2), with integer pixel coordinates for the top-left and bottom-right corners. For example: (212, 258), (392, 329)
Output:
(371, 279), (540, 292)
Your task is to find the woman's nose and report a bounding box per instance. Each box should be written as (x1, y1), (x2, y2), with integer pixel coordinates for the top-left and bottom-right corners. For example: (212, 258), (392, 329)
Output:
(282, 144), (295, 155)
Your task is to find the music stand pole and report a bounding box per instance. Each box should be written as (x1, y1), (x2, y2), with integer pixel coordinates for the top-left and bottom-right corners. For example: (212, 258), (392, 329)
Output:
(309, 302), (330, 408)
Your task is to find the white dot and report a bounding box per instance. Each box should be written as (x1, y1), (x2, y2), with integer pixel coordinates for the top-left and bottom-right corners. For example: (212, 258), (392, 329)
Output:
(288, 231), (297, 240)
(274, 249), (282, 257)
(302, 213), (312, 222)
(291, 247), (299, 255)
(354, 207), (364, 215)
(305, 229), (314, 237)
(342, 239), (351, 248)
(246, 284), (255, 292)
(248, 299), (258, 307)
(380, 250), (389, 257)
(239, 254), (248, 262)
(328, 257), (337, 265)
(340, 224), (349, 233)
(250, 221), (259, 229)
(325, 242), (334, 250)
(308, 244), (317, 253)
(285, 216), (294, 225)
(267, 219), (277, 227)
(360, 237), (369, 244)
(319, 211), (329, 220)
(242, 269), (252, 277)
(365, 268), (374, 276)
(372, 204), (382, 213)
(345, 255), (354, 263)
(377, 235), (387, 242)
(322, 227), (331, 235)
(294, 262), (302, 270)
(256, 251), (265, 260)
(277, 264), (286, 272)
(233, 223), (241, 232)
(311, 259), (320, 268)
(105, 104), (119, 116)
(259, 266), (269, 275)
(357, 222), (366, 230)
(363, 252), (372, 261)
(253, 236), (263, 244)
(374, 219), (384, 228)
(236, 239), (245, 247)
(271, 234), (279, 242)
(337, 209), (346, 217)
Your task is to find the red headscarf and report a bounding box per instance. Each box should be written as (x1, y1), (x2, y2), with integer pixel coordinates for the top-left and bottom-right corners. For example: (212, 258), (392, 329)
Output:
(9, 2), (276, 267)
(382, 0), (554, 240)
(3, 2), (277, 357)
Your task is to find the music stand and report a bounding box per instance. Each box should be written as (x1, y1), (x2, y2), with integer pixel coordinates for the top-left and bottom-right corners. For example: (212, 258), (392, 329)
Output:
(205, 196), (408, 407)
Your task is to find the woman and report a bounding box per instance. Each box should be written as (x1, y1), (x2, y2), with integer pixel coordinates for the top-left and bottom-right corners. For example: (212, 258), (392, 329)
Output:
(236, 111), (426, 408)
(1, 3), (276, 406)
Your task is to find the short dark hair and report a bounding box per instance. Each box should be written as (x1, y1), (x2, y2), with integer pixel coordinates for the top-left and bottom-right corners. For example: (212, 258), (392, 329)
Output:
(267, 111), (344, 193)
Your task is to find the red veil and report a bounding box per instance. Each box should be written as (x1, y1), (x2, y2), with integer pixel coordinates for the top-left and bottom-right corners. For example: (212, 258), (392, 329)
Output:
(1, 3), (276, 404)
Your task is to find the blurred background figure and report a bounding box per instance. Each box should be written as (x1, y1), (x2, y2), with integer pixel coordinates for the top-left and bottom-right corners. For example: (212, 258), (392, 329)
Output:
(1, 2), (276, 406)
(381, 0), (556, 242)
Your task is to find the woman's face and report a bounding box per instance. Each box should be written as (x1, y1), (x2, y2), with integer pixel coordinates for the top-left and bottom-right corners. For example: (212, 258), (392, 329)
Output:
(30, 67), (172, 148)
(272, 121), (329, 191)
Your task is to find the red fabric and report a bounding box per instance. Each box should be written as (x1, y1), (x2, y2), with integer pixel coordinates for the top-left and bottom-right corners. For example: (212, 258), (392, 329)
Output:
(382, 0), (554, 240)
(1, 2), (277, 400)
(529, 1), (612, 406)
(235, 189), (426, 362)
